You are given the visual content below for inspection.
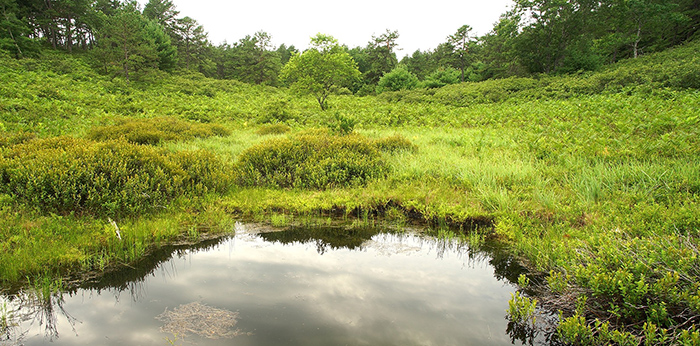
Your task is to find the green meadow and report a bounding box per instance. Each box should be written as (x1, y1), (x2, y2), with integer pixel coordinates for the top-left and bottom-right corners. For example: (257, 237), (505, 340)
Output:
(1, 41), (700, 344)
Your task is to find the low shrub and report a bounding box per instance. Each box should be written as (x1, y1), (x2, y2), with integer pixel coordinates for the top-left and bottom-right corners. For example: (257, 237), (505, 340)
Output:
(0, 131), (36, 147)
(256, 123), (291, 136)
(0, 137), (231, 217)
(421, 67), (461, 89)
(87, 117), (230, 145)
(258, 97), (293, 124)
(373, 134), (418, 153)
(235, 130), (389, 189)
(328, 112), (356, 135)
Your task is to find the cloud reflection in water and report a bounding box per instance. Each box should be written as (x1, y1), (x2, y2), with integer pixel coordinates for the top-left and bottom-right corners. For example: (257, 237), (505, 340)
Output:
(9, 224), (524, 346)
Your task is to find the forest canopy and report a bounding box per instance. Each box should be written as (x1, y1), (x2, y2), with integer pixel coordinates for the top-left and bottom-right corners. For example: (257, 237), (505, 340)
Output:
(1, 0), (698, 90)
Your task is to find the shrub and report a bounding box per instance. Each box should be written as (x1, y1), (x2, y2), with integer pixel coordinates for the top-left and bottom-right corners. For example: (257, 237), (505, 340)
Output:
(235, 130), (388, 189)
(0, 131), (36, 147)
(422, 67), (461, 88)
(328, 112), (356, 135)
(87, 117), (230, 145)
(355, 83), (376, 96)
(0, 137), (231, 217)
(256, 123), (291, 136)
(373, 134), (418, 153)
(376, 66), (419, 94)
(259, 97), (293, 124)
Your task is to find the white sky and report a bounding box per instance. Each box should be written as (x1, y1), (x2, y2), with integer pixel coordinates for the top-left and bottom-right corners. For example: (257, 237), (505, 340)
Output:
(140, 0), (514, 58)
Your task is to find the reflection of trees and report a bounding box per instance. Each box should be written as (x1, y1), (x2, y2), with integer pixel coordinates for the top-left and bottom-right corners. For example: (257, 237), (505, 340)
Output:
(0, 236), (228, 344)
(75, 236), (224, 293)
(1, 284), (78, 344)
(259, 226), (381, 254)
(506, 316), (563, 346)
(1, 223), (565, 345)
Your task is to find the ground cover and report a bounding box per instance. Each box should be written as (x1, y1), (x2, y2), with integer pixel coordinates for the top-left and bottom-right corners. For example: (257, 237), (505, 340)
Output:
(1, 43), (699, 344)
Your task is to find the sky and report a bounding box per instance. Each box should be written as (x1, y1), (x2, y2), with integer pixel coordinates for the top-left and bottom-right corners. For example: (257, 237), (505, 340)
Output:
(139, 0), (514, 58)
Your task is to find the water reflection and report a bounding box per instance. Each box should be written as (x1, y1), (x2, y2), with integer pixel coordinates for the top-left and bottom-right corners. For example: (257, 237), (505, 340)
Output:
(1, 283), (78, 344)
(1, 223), (543, 346)
(260, 226), (381, 253)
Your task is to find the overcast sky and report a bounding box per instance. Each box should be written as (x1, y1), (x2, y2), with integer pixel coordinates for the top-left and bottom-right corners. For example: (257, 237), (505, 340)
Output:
(139, 0), (514, 58)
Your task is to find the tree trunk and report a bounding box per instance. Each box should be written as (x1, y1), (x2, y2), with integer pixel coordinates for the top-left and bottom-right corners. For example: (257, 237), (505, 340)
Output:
(44, 0), (58, 49)
(633, 25), (641, 58)
(65, 15), (73, 52)
(122, 29), (130, 81)
(1, 7), (23, 58)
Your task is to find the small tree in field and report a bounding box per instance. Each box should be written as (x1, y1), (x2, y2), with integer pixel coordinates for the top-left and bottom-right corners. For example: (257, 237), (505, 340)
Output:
(376, 65), (418, 93)
(280, 34), (360, 110)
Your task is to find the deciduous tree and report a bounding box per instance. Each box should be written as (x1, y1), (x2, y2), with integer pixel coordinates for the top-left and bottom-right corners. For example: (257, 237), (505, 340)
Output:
(376, 65), (418, 93)
(280, 34), (361, 110)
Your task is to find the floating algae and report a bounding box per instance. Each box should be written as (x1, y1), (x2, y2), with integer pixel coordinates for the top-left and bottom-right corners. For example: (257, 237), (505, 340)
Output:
(156, 302), (249, 339)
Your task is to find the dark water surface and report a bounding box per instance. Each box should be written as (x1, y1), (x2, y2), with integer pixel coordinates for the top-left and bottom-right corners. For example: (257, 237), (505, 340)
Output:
(2, 223), (530, 346)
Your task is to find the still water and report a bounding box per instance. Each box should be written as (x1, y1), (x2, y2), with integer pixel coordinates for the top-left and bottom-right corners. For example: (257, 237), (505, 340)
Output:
(2, 223), (531, 346)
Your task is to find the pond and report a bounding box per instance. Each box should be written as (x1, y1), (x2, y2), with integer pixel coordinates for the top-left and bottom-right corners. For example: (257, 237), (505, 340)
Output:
(1, 222), (537, 346)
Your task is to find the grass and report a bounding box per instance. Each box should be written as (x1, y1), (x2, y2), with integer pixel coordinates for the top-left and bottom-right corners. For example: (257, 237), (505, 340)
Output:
(1, 42), (700, 344)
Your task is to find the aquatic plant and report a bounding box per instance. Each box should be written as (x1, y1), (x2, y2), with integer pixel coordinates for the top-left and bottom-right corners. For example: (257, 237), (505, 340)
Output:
(156, 302), (248, 339)
(507, 275), (538, 327)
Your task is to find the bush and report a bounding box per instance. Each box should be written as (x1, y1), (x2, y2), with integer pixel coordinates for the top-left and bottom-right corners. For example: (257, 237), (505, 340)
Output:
(376, 66), (419, 94)
(0, 137), (231, 217)
(422, 67), (461, 88)
(373, 134), (418, 153)
(328, 112), (356, 135)
(87, 117), (230, 145)
(235, 130), (388, 189)
(0, 131), (36, 147)
(259, 97), (293, 124)
(256, 123), (291, 136)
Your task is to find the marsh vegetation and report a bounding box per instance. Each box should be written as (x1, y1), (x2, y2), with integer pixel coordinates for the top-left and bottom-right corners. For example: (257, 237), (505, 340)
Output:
(1, 2), (700, 342)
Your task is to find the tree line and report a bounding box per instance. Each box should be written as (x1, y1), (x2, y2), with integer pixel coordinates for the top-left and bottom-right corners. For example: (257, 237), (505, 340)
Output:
(1, 0), (698, 90)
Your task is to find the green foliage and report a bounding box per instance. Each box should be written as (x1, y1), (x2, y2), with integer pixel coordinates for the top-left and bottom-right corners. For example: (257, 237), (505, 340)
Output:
(376, 65), (419, 93)
(422, 67), (461, 88)
(93, 5), (159, 81)
(372, 134), (417, 153)
(364, 29), (400, 85)
(280, 34), (361, 110)
(0, 137), (231, 217)
(217, 31), (282, 85)
(174, 16), (209, 71)
(445, 24), (475, 82)
(235, 130), (388, 189)
(259, 97), (293, 123)
(256, 123), (291, 136)
(328, 112), (356, 135)
(87, 117), (230, 145)
(390, 40), (700, 108)
(0, 0), (39, 59)
(0, 130), (35, 147)
(144, 19), (178, 71)
(508, 285), (538, 327)
(1, 36), (700, 344)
